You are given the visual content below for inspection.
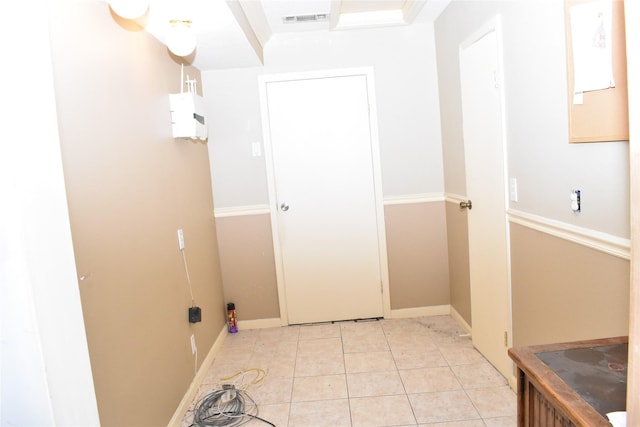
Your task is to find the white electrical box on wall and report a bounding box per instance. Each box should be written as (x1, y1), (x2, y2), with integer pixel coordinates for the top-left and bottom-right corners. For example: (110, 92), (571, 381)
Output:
(169, 92), (208, 141)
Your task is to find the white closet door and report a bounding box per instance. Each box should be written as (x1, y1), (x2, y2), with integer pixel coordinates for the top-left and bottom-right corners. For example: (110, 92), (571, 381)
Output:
(263, 72), (385, 324)
(460, 22), (513, 379)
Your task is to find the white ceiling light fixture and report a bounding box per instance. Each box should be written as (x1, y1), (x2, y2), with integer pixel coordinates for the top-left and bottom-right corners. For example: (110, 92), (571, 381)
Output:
(166, 20), (197, 57)
(108, 0), (149, 20)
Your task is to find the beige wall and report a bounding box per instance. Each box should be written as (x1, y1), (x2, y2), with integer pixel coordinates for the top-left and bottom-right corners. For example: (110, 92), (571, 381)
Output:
(435, 1), (628, 238)
(384, 202), (450, 309)
(510, 223), (629, 347)
(445, 201), (472, 326)
(48, 2), (225, 426)
(215, 213), (280, 320)
(203, 24), (444, 208)
(435, 0), (630, 351)
(443, 199), (629, 344)
(214, 201), (451, 321)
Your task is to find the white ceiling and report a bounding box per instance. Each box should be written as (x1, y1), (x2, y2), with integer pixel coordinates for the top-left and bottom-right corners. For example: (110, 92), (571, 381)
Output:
(134, 0), (452, 71)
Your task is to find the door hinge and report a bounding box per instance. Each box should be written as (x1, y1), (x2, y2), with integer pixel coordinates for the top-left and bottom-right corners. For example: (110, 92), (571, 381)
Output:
(380, 281), (383, 294)
(493, 70), (500, 88)
(504, 331), (508, 347)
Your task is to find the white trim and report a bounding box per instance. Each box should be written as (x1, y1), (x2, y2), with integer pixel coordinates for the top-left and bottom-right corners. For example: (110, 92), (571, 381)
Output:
(508, 209), (631, 260)
(626, 0), (640, 422)
(444, 192), (469, 204)
(389, 305), (450, 319)
(362, 68), (392, 321)
(383, 193), (444, 205)
(214, 196), (449, 219)
(168, 325), (228, 427)
(403, 0), (428, 24)
(260, 72), (288, 326)
(211, 201), (632, 261)
(237, 317), (284, 330)
(214, 204), (270, 218)
(449, 306), (472, 336)
(496, 15), (516, 381)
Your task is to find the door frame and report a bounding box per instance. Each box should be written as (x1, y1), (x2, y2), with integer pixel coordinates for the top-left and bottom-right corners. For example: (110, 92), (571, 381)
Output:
(459, 15), (515, 384)
(258, 67), (391, 325)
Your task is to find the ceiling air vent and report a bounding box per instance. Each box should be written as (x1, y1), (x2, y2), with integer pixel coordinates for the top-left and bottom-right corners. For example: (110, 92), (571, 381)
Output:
(282, 13), (329, 24)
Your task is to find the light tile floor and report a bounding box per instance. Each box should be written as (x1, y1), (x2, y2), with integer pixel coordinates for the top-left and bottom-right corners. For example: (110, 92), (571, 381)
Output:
(181, 315), (517, 427)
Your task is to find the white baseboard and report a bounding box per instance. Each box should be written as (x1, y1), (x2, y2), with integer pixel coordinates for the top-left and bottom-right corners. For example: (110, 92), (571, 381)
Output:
(168, 325), (228, 427)
(234, 309), (461, 328)
(237, 317), (284, 330)
(390, 305), (451, 319)
(449, 306), (472, 336)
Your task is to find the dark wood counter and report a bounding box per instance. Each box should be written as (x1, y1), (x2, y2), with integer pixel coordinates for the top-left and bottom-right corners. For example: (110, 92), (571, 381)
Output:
(508, 336), (628, 426)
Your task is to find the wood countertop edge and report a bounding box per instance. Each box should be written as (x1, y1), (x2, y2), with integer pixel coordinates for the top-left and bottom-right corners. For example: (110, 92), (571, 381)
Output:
(508, 336), (628, 427)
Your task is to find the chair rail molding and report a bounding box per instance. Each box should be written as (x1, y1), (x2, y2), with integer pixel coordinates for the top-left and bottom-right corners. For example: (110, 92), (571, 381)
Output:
(508, 209), (630, 260)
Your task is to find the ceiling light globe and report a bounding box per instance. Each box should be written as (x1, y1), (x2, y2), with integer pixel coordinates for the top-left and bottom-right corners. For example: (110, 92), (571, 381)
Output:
(166, 21), (197, 57)
(108, 0), (149, 20)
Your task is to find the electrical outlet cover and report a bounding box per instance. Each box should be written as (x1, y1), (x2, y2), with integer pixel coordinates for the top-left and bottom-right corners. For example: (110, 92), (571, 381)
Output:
(188, 306), (201, 323)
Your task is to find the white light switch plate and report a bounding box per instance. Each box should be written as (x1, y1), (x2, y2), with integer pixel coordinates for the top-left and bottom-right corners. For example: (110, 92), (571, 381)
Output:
(509, 178), (518, 202)
(252, 141), (262, 157)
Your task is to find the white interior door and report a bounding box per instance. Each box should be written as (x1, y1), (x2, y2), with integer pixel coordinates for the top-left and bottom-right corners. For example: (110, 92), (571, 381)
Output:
(261, 70), (386, 325)
(460, 20), (513, 379)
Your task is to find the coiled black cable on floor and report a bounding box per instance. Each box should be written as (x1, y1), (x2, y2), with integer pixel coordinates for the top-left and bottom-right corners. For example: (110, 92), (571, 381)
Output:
(190, 384), (275, 427)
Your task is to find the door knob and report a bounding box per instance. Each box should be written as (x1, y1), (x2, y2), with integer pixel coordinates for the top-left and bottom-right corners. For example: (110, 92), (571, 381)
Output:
(280, 203), (290, 212)
(460, 200), (473, 210)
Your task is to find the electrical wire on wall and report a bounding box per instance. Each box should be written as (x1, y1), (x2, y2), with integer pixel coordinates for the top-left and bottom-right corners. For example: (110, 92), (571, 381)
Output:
(179, 229), (199, 376)
(188, 368), (274, 427)
(181, 244), (196, 307)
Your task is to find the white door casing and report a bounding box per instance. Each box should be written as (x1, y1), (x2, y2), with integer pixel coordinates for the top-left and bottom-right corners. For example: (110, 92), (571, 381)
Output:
(259, 68), (391, 325)
(460, 17), (514, 380)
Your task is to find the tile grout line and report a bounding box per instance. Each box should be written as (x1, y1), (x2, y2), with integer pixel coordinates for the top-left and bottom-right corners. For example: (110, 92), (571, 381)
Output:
(339, 325), (355, 427)
(383, 322), (419, 426)
(285, 329), (299, 427)
(183, 317), (516, 427)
